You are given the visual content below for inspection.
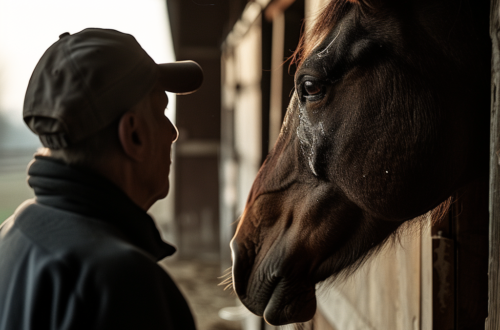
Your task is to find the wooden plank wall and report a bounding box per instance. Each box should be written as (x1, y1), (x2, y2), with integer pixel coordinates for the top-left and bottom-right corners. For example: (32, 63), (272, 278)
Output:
(431, 183), (489, 330)
(488, 0), (500, 328)
(316, 221), (428, 330)
(220, 9), (264, 270)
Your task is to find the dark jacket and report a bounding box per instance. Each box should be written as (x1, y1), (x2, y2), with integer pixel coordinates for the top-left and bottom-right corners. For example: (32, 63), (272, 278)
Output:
(0, 156), (196, 330)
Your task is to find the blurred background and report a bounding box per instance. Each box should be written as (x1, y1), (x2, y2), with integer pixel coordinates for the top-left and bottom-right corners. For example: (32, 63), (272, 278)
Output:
(0, 0), (327, 329)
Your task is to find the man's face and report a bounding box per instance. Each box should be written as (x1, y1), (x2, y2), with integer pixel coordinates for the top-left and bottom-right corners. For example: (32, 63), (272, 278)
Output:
(142, 87), (178, 200)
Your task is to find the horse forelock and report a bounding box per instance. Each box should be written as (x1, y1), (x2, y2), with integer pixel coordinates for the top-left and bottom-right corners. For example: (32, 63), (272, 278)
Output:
(291, 0), (349, 69)
(291, 0), (381, 70)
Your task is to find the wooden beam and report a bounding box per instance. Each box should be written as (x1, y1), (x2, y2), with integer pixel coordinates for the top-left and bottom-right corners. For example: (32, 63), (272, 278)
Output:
(488, 0), (500, 328)
(432, 235), (454, 330)
(269, 11), (285, 149)
(453, 183), (489, 329)
(264, 0), (296, 21)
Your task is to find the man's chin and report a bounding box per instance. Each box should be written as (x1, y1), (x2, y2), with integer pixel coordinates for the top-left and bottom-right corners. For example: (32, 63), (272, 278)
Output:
(158, 183), (170, 200)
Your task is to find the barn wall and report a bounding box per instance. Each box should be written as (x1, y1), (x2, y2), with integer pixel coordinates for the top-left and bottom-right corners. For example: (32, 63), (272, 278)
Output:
(166, 0), (243, 260)
(221, 8), (267, 329)
(316, 222), (430, 330)
(220, 5), (264, 272)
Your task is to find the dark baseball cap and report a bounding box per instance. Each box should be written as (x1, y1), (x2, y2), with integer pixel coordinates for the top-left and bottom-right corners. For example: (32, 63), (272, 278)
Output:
(23, 28), (203, 149)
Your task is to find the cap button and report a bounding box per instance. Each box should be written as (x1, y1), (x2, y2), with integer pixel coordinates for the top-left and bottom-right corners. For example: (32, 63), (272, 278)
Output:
(59, 32), (70, 39)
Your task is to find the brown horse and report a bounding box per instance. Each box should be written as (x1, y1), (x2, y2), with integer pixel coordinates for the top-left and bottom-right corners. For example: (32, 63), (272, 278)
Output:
(229, 0), (491, 326)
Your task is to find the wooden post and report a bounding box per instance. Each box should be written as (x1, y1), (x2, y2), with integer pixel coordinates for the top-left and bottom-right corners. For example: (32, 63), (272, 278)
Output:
(488, 0), (500, 328)
(432, 234), (455, 330)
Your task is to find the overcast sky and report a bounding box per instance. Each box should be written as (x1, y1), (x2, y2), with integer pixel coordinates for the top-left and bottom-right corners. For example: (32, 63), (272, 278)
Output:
(0, 0), (176, 128)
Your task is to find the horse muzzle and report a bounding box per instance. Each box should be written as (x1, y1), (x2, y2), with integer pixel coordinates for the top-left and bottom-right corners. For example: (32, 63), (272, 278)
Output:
(230, 237), (317, 325)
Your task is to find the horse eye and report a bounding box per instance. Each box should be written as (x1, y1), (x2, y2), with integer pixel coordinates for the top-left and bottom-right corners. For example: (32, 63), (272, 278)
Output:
(303, 80), (322, 96)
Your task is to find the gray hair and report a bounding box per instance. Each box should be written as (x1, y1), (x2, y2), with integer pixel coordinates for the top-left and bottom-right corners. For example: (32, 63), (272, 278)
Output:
(37, 94), (151, 168)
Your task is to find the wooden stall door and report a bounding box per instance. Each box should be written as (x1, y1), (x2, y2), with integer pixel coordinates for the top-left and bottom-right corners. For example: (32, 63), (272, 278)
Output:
(433, 182), (489, 330)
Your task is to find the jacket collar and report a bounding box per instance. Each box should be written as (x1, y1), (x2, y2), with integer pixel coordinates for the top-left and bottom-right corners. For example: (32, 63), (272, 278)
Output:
(27, 156), (176, 261)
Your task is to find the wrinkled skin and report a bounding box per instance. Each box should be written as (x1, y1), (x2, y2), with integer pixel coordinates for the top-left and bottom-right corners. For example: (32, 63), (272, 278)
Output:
(230, 0), (491, 326)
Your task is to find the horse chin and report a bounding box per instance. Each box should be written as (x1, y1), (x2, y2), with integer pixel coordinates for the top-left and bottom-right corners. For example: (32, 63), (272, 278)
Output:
(262, 279), (317, 325)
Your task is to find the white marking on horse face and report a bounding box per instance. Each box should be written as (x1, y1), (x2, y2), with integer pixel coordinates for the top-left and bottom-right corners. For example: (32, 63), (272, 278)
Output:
(319, 122), (326, 136)
(293, 23), (342, 178)
(309, 158), (319, 176)
(296, 98), (322, 177)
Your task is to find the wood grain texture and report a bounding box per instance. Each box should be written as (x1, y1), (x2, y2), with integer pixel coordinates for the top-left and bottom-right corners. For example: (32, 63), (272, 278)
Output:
(317, 223), (423, 330)
(488, 0), (500, 328)
(421, 222), (433, 330)
(302, 310), (338, 330)
(432, 236), (454, 330)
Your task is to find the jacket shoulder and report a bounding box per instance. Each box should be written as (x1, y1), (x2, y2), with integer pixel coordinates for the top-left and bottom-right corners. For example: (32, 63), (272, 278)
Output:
(0, 202), (196, 330)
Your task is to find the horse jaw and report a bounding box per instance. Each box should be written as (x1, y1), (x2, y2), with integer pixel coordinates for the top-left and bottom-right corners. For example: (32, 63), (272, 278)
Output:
(230, 234), (317, 325)
(230, 183), (400, 325)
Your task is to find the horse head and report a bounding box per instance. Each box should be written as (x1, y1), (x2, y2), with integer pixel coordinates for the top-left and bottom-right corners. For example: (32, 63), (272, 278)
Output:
(230, 0), (491, 326)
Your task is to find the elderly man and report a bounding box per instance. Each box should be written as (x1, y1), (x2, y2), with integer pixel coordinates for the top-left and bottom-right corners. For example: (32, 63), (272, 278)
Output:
(0, 28), (202, 330)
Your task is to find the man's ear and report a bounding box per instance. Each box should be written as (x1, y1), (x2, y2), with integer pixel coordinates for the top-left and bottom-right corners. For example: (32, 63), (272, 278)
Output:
(118, 112), (146, 162)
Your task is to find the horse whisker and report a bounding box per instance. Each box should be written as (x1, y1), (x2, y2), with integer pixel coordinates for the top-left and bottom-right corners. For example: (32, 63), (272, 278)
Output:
(217, 267), (233, 279)
(217, 272), (232, 280)
(217, 274), (231, 280)
(218, 277), (233, 286)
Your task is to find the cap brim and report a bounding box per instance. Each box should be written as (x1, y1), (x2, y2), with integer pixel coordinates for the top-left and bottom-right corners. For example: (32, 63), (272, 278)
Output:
(158, 60), (203, 95)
